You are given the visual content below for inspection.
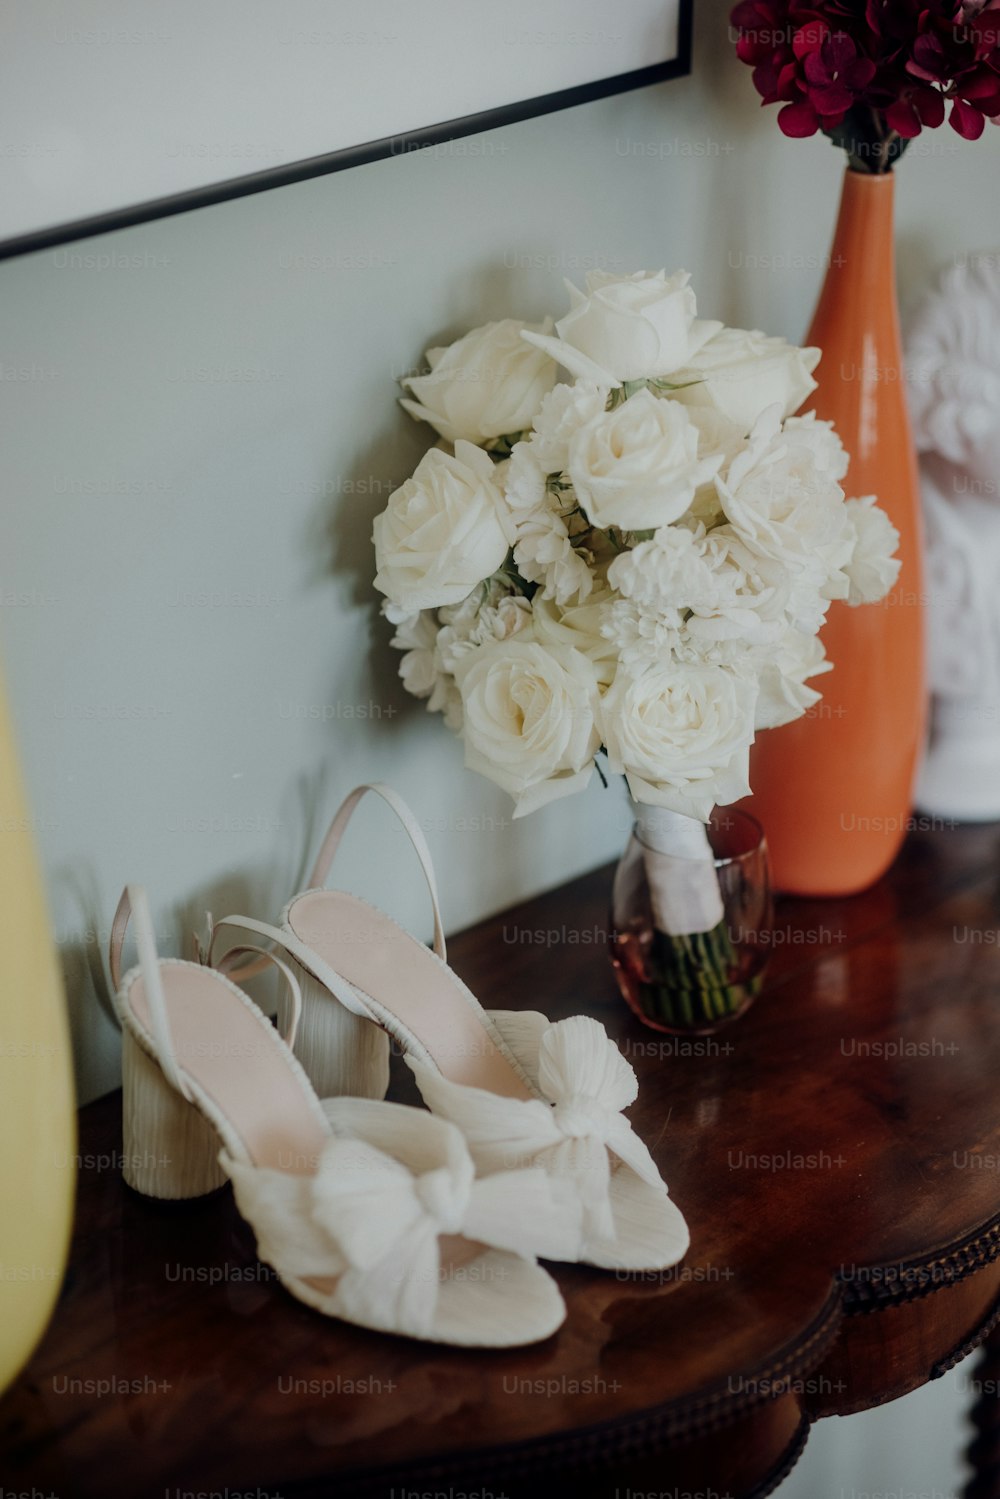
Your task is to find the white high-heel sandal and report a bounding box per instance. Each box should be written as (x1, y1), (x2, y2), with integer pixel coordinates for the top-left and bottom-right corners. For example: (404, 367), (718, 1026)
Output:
(212, 785), (691, 1273)
(108, 885), (572, 1346)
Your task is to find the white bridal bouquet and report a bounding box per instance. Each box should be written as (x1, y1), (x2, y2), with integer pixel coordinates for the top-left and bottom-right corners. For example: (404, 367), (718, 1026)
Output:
(372, 270), (900, 934)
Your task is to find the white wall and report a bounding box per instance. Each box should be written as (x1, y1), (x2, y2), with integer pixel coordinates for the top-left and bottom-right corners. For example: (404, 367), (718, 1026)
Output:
(1, 3), (995, 1486)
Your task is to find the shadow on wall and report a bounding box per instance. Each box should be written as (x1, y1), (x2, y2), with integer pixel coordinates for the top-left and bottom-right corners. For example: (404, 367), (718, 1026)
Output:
(49, 765), (357, 1079)
(319, 257), (522, 736)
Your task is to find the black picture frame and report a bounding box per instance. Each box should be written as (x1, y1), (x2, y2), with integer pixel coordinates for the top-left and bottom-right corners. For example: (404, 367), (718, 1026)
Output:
(0, 0), (692, 263)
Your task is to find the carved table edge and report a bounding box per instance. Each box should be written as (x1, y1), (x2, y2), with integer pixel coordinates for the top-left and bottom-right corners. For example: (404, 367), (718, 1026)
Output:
(840, 1209), (1000, 1314)
(746, 1414), (811, 1499)
(297, 1296), (842, 1498)
(931, 1281), (1000, 1379)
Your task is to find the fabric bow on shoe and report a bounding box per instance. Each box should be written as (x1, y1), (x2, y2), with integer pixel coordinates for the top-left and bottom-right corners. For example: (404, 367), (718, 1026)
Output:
(222, 1099), (576, 1339)
(408, 1014), (666, 1246)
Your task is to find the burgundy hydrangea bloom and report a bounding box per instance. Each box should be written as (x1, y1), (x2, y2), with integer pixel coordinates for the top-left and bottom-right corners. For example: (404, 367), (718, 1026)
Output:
(731, 0), (1000, 163)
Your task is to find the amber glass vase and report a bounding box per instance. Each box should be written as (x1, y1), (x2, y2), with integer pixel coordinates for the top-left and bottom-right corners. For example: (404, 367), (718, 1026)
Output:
(747, 168), (927, 897)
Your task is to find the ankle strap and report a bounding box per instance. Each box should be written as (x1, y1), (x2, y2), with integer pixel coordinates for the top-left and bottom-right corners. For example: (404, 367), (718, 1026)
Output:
(109, 885), (193, 1101)
(307, 783), (446, 961)
(208, 921), (303, 1049)
(110, 889), (304, 1092)
(203, 912), (374, 1022)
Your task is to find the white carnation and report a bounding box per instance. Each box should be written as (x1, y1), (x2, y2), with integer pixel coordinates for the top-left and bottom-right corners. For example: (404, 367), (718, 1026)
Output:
(753, 628), (833, 730)
(505, 441), (593, 604)
(383, 603), (460, 722)
(717, 410), (853, 628)
(529, 381), (610, 474)
(602, 598), (684, 675)
(842, 495), (902, 606)
(609, 523), (787, 646)
(607, 525), (715, 608)
(782, 411), (849, 482)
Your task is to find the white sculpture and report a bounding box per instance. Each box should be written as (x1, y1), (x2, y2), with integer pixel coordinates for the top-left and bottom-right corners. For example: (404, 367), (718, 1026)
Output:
(907, 252), (1000, 821)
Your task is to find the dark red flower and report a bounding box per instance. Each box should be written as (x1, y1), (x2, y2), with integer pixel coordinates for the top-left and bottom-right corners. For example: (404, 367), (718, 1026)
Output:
(730, 0), (1000, 153)
(950, 95), (988, 131)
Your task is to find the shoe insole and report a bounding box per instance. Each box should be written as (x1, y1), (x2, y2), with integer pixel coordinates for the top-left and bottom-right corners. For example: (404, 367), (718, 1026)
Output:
(126, 965), (329, 1174)
(286, 891), (534, 1100)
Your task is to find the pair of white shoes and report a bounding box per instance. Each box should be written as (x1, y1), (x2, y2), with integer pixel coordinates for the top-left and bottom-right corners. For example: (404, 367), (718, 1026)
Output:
(109, 783), (689, 1348)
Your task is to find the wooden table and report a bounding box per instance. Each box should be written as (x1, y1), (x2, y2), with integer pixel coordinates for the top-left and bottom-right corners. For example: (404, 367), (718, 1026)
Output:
(4, 821), (1000, 1499)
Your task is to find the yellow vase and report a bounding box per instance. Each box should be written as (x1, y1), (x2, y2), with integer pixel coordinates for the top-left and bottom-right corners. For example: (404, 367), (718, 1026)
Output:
(0, 661), (75, 1393)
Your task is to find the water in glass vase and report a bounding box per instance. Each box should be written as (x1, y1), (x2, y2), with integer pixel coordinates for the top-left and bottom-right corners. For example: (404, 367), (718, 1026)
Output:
(610, 806), (772, 1035)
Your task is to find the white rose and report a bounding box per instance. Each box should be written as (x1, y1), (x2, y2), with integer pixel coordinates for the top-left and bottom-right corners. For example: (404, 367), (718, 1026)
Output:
(753, 628), (832, 730)
(454, 640), (600, 816)
(522, 270), (721, 386)
(373, 441), (512, 610)
(843, 495), (902, 605)
(716, 413), (853, 626)
(401, 319), (558, 445)
(531, 584), (618, 685)
(672, 327), (821, 433)
(600, 662), (758, 820)
(568, 389), (722, 531)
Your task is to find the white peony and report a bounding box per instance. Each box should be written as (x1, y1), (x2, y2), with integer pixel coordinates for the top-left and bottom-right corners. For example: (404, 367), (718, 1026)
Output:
(568, 389), (722, 531)
(454, 640), (601, 816)
(600, 662), (758, 820)
(400, 319), (558, 445)
(671, 327), (820, 433)
(373, 441), (513, 610)
(842, 495), (901, 606)
(522, 270), (721, 386)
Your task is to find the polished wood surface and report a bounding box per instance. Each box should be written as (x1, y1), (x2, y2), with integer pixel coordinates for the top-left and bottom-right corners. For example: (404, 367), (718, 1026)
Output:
(3, 820), (1000, 1498)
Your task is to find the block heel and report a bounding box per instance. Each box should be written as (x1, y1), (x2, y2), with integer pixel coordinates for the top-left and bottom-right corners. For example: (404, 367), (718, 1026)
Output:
(121, 1030), (226, 1200)
(288, 955), (390, 1101)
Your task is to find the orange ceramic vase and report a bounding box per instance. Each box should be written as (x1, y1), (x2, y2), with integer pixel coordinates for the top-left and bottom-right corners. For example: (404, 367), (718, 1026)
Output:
(746, 168), (927, 896)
